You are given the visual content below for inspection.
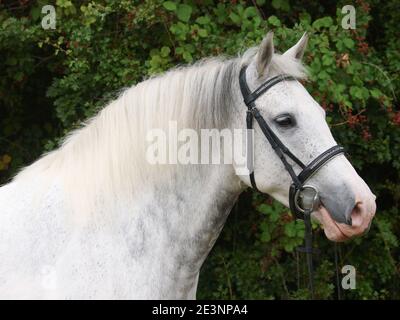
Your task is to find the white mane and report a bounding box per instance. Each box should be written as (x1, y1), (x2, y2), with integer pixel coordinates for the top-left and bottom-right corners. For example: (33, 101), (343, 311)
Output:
(14, 48), (307, 217)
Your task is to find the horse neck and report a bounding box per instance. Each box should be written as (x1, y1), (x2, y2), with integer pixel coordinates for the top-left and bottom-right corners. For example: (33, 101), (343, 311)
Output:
(122, 163), (243, 298)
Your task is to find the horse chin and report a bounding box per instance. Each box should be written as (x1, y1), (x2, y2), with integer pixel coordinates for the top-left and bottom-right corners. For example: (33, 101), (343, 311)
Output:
(311, 206), (350, 242)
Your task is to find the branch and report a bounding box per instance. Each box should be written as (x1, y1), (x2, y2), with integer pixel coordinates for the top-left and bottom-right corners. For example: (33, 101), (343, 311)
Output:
(330, 109), (366, 127)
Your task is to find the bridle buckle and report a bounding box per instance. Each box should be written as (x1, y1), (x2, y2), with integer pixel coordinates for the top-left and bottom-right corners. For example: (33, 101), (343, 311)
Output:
(294, 185), (320, 214)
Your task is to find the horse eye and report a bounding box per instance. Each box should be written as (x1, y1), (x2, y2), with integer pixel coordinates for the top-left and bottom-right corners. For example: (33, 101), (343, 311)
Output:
(275, 114), (294, 127)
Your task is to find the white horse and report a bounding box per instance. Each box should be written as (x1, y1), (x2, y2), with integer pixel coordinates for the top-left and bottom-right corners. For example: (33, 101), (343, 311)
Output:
(0, 32), (376, 299)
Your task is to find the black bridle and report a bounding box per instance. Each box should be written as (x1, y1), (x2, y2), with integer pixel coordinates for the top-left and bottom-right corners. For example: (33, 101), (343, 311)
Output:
(239, 65), (345, 298)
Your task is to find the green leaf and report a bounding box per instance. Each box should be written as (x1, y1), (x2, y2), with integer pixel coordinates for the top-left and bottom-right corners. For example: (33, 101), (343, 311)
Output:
(344, 99), (353, 108)
(312, 17), (333, 29)
(244, 7), (258, 18)
(318, 70), (330, 80)
(299, 12), (311, 25)
(260, 230), (271, 242)
(370, 88), (383, 99)
(284, 242), (294, 252)
(257, 204), (270, 215)
(163, 1), (177, 11)
(182, 51), (193, 62)
(296, 224), (305, 237)
(284, 223), (296, 237)
(175, 46), (184, 54)
(160, 46), (170, 57)
(350, 86), (363, 99)
(271, 0), (290, 11)
(361, 87), (370, 99)
(270, 210), (280, 222)
(268, 15), (281, 27)
(177, 4), (192, 22)
(229, 12), (241, 24)
(343, 38), (355, 49)
(198, 29), (208, 38)
(322, 54), (333, 66)
(196, 16), (210, 25)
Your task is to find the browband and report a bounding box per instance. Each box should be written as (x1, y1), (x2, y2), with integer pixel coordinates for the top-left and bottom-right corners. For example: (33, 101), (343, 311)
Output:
(239, 67), (296, 108)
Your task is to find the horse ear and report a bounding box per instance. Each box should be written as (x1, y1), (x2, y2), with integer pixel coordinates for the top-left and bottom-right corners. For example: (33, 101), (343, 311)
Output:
(283, 32), (308, 60)
(256, 31), (274, 78)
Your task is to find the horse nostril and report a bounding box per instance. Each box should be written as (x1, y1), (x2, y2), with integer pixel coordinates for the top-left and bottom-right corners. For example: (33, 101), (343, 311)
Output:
(350, 202), (364, 228)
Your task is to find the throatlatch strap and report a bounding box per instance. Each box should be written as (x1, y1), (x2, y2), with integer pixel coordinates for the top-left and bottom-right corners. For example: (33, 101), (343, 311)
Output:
(246, 110), (260, 192)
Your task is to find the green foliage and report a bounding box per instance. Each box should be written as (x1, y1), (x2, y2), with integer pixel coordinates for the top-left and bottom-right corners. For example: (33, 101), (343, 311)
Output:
(0, 0), (399, 299)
